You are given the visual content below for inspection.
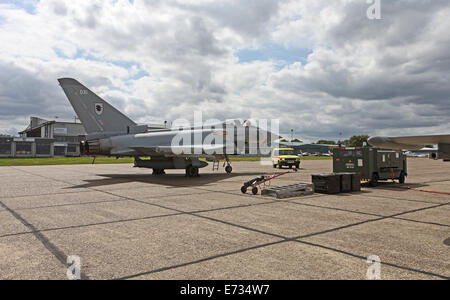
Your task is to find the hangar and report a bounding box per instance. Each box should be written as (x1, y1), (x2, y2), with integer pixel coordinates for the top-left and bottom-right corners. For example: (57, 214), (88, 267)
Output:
(0, 117), (86, 158)
(278, 142), (338, 155)
(0, 116), (170, 158)
(18, 117), (87, 157)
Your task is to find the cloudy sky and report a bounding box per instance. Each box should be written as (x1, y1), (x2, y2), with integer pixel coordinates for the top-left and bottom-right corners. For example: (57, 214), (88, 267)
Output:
(0, 0), (449, 142)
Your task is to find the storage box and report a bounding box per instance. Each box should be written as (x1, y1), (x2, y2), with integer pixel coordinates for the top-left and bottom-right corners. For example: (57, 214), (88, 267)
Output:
(312, 174), (341, 194)
(338, 172), (361, 192)
(339, 173), (352, 193)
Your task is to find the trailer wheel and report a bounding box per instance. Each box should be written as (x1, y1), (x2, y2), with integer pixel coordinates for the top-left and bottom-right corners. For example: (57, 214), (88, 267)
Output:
(252, 187), (258, 195)
(241, 186), (247, 194)
(370, 173), (379, 187)
(399, 172), (406, 184)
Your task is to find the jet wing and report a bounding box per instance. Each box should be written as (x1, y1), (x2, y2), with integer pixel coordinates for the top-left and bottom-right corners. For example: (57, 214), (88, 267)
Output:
(387, 135), (450, 145)
(129, 145), (232, 157)
(368, 134), (450, 150)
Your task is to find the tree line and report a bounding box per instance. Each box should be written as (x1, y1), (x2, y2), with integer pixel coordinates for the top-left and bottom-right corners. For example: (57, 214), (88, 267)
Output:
(281, 135), (370, 147)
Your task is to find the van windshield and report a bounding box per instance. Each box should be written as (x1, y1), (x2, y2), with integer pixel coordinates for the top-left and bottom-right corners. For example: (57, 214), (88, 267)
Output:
(279, 150), (295, 155)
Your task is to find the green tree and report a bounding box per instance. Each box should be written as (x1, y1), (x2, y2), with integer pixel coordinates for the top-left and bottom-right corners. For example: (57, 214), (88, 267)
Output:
(342, 135), (369, 147)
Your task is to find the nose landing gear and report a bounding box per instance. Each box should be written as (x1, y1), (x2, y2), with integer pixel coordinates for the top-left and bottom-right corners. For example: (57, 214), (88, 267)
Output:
(224, 156), (232, 174)
(225, 165), (233, 174)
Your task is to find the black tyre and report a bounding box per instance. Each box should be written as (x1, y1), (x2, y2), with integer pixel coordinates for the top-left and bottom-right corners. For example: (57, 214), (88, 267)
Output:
(225, 165), (233, 174)
(241, 186), (247, 194)
(399, 172), (406, 184)
(186, 166), (197, 177)
(153, 169), (165, 175)
(370, 173), (379, 187)
(278, 164), (283, 169)
(295, 163), (300, 169)
(273, 164), (277, 169)
(289, 165), (293, 169)
(252, 187), (258, 195)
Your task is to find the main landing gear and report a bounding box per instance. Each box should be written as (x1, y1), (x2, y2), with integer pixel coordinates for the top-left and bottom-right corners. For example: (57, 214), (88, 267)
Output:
(185, 165), (200, 177)
(152, 169), (166, 176)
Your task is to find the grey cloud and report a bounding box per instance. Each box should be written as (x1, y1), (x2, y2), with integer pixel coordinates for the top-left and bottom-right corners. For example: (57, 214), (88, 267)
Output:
(0, 62), (63, 118)
(175, 0), (282, 38)
(326, 0), (449, 48)
(52, 1), (68, 16)
(73, 3), (101, 29)
(0, 62), (76, 134)
(269, 0), (450, 133)
(1, 0), (449, 141)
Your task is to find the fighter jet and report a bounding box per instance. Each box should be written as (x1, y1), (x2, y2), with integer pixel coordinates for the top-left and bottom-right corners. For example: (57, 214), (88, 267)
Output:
(58, 78), (279, 176)
(368, 135), (450, 161)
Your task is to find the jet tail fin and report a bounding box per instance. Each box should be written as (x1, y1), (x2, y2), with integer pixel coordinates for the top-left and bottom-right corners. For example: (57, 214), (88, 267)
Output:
(58, 78), (136, 135)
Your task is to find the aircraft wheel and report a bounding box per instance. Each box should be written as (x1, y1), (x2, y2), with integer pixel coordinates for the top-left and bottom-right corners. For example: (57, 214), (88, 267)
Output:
(241, 186), (247, 194)
(186, 166), (198, 177)
(399, 172), (406, 184)
(225, 165), (232, 174)
(153, 169), (165, 176)
(252, 187), (258, 195)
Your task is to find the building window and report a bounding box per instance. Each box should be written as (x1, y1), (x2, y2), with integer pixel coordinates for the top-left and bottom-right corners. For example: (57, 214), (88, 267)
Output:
(16, 142), (33, 155)
(0, 143), (11, 155)
(67, 145), (77, 153)
(54, 146), (66, 156)
(36, 144), (51, 155)
(55, 136), (82, 143)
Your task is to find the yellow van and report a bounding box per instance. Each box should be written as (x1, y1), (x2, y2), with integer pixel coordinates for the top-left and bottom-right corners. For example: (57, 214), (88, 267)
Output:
(271, 148), (300, 169)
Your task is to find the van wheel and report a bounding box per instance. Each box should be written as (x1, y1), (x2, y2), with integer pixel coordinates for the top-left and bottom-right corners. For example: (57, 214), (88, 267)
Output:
(399, 172), (406, 184)
(370, 173), (379, 187)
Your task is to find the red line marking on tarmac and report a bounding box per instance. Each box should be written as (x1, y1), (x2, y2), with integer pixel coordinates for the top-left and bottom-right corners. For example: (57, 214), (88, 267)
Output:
(394, 185), (450, 196)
